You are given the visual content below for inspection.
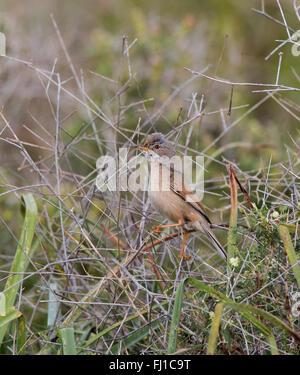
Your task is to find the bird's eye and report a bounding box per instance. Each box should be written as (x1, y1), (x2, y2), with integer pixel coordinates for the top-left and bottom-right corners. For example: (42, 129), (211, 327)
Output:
(154, 144), (159, 149)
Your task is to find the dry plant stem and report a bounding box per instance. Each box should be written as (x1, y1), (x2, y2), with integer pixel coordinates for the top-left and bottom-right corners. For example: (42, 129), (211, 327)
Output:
(185, 67), (300, 92)
(145, 252), (166, 292)
(100, 223), (195, 265)
(100, 224), (167, 290)
(227, 164), (238, 267)
(60, 238), (167, 329)
(232, 168), (254, 209)
(100, 224), (127, 250)
(136, 230), (196, 264)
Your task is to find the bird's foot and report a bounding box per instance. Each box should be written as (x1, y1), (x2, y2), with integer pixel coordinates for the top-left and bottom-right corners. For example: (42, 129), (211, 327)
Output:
(179, 253), (191, 261)
(152, 226), (161, 235)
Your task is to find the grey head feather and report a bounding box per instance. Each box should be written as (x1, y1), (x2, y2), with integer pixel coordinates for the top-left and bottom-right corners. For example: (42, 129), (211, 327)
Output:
(143, 133), (176, 157)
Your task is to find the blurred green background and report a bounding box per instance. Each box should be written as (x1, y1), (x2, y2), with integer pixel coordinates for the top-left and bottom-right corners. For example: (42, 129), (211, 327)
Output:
(1, 0), (298, 158)
(0, 0), (299, 354)
(0, 0), (299, 217)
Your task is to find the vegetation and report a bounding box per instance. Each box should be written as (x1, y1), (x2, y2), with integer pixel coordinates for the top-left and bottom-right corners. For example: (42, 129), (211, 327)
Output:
(0, 0), (299, 354)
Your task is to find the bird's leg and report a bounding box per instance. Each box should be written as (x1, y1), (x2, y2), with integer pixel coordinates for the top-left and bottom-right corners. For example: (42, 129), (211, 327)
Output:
(152, 220), (184, 235)
(179, 229), (190, 260)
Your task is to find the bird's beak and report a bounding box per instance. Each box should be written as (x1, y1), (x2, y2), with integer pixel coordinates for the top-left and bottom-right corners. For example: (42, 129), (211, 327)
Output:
(137, 145), (151, 152)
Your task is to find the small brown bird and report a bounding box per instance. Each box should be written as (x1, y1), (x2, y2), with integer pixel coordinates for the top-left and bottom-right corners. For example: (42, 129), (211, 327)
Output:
(138, 132), (227, 261)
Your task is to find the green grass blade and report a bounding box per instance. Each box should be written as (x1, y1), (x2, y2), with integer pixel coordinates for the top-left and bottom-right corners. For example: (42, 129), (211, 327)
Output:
(241, 311), (271, 337)
(279, 225), (300, 288)
(0, 293), (6, 317)
(0, 193), (37, 345)
(0, 308), (22, 329)
(110, 321), (160, 355)
(5, 194), (38, 307)
(238, 310), (278, 354)
(188, 278), (295, 350)
(207, 302), (224, 354)
(47, 283), (59, 328)
(167, 278), (186, 354)
(60, 327), (77, 355)
(224, 300), (300, 342)
(61, 281), (104, 328)
(188, 277), (228, 301)
(268, 333), (279, 355)
(81, 300), (168, 350)
(16, 315), (26, 355)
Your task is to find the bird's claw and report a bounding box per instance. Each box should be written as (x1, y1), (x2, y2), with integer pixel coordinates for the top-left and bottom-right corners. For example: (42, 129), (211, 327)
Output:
(179, 253), (191, 261)
(152, 226), (161, 235)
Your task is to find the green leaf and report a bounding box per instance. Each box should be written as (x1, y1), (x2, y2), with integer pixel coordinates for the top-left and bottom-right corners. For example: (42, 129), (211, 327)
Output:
(207, 303), (224, 354)
(167, 278), (186, 354)
(186, 278), (295, 353)
(279, 225), (300, 288)
(80, 300), (168, 351)
(222, 326), (232, 349)
(0, 293), (5, 317)
(47, 283), (59, 328)
(16, 315), (26, 355)
(0, 308), (22, 329)
(0, 194), (37, 345)
(59, 327), (77, 355)
(188, 278), (299, 338)
(268, 333), (279, 355)
(110, 320), (160, 355)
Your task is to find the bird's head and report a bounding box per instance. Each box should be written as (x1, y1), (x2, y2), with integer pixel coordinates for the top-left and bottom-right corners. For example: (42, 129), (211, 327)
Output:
(137, 133), (176, 157)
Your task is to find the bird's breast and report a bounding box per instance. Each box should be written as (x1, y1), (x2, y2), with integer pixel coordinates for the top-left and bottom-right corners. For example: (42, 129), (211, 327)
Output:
(150, 190), (185, 223)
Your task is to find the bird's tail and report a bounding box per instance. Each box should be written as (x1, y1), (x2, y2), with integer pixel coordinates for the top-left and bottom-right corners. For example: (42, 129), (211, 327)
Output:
(205, 229), (227, 260)
(194, 222), (227, 260)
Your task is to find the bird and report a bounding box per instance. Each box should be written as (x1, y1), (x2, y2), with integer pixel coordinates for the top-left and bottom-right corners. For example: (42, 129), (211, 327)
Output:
(137, 132), (227, 261)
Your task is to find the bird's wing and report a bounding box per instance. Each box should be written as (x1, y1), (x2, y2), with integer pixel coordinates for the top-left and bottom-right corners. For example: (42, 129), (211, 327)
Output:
(170, 168), (212, 224)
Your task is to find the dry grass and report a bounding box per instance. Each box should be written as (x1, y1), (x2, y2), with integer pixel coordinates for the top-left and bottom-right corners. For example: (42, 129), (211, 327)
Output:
(0, 1), (299, 354)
